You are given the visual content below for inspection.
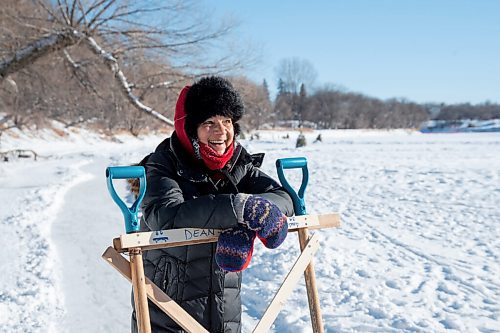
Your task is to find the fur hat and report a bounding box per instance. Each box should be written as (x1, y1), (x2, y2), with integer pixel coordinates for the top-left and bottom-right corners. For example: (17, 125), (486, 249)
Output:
(184, 76), (244, 138)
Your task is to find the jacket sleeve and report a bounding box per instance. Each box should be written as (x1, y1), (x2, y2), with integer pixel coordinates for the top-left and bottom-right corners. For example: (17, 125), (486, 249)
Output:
(141, 153), (239, 231)
(238, 165), (294, 217)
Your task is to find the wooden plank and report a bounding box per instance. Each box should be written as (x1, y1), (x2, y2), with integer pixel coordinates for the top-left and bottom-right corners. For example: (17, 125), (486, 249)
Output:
(118, 228), (221, 252)
(116, 213), (340, 252)
(298, 229), (324, 333)
(290, 213), (340, 231)
(253, 233), (321, 333)
(102, 247), (209, 333)
(286, 214), (320, 229)
(317, 212), (341, 229)
(130, 249), (151, 333)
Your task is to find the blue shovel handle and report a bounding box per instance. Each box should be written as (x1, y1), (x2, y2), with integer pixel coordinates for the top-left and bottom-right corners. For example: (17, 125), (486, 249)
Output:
(276, 157), (309, 216)
(106, 166), (146, 233)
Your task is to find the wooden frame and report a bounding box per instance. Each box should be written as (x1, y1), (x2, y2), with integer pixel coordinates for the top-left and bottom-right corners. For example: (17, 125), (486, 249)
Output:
(113, 213), (339, 252)
(102, 212), (340, 332)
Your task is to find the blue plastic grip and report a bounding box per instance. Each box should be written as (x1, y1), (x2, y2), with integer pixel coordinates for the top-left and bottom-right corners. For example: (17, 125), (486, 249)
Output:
(106, 166), (146, 233)
(276, 157), (309, 215)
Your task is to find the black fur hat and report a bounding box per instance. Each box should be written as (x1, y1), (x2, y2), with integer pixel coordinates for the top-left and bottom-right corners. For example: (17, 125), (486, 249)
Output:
(184, 76), (244, 138)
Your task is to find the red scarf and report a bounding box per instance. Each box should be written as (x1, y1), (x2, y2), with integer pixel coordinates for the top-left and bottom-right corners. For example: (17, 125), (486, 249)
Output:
(174, 86), (234, 170)
(198, 141), (234, 170)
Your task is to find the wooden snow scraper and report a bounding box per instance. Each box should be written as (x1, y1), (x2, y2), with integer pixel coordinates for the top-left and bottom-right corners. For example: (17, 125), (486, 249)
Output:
(102, 157), (340, 333)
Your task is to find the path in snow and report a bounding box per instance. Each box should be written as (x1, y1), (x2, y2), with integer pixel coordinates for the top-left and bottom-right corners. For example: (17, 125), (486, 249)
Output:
(51, 153), (130, 332)
(0, 157), (88, 331)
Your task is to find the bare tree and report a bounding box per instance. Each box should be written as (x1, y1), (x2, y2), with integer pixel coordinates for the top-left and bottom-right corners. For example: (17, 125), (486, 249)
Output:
(275, 57), (317, 95)
(0, 0), (253, 126)
(435, 102), (500, 121)
(274, 57), (317, 125)
(231, 77), (272, 131)
(304, 85), (430, 129)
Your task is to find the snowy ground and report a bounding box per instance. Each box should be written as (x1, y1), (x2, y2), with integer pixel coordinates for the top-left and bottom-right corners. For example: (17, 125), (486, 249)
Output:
(0, 128), (499, 332)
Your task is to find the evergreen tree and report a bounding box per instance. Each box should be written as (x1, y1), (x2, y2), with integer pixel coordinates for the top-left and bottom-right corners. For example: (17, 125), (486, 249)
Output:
(262, 79), (270, 101)
(297, 83), (307, 126)
(277, 78), (286, 96)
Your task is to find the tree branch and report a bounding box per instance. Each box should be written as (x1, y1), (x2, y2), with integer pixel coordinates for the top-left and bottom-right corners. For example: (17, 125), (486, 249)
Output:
(75, 0), (112, 26)
(62, 49), (101, 96)
(56, 0), (71, 25)
(84, 36), (174, 126)
(0, 31), (76, 79)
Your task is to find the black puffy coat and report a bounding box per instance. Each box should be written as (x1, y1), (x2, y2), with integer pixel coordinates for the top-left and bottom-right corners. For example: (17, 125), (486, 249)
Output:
(131, 133), (294, 333)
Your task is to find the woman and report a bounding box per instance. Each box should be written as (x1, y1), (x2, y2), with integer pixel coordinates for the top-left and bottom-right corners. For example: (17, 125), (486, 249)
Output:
(133, 76), (293, 333)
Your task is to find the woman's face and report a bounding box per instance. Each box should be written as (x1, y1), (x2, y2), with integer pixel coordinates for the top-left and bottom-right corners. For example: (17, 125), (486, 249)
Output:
(197, 115), (234, 155)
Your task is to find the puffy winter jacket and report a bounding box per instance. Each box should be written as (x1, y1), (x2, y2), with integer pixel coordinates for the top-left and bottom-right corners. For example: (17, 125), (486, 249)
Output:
(131, 133), (294, 333)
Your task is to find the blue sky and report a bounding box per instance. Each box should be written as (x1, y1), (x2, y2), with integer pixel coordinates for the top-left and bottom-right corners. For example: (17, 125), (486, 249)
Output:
(204, 0), (500, 104)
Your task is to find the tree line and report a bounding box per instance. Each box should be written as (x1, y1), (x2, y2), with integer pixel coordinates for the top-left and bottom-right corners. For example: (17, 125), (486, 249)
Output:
(273, 84), (429, 129)
(272, 85), (500, 130)
(432, 103), (500, 121)
(269, 58), (500, 130)
(1, 1), (498, 137)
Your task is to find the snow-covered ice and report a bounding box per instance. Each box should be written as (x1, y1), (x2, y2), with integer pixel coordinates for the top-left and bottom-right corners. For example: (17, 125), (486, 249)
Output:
(0, 128), (499, 332)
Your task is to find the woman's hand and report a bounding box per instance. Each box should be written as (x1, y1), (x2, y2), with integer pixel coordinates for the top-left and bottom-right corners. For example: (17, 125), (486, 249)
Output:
(236, 194), (288, 249)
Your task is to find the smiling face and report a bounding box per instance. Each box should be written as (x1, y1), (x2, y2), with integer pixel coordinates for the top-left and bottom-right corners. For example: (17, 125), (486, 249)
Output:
(196, 115), (235, 155)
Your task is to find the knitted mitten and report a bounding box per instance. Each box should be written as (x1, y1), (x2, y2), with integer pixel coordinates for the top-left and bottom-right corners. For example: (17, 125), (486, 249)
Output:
(215, 224), (257, 272)
(233, 194), (288, 249)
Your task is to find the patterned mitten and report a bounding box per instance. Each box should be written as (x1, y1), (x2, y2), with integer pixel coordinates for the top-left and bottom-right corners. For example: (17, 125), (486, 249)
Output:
(234, 194), (288, 249)
(215, 224), (257, 272)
